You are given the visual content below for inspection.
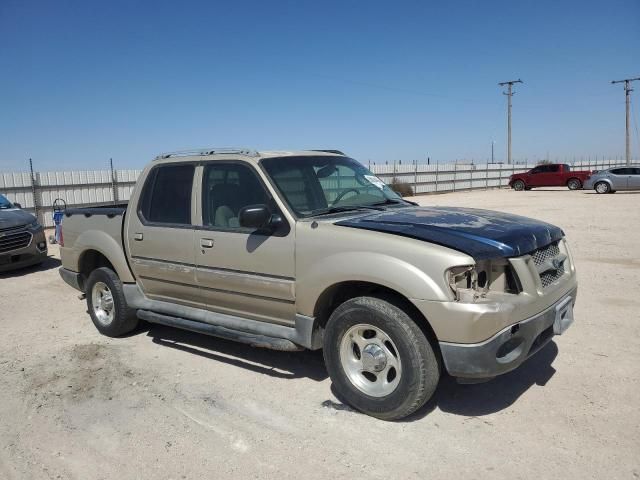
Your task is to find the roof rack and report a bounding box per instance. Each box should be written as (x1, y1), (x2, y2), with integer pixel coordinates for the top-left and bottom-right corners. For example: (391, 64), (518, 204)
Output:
(154, 147), (259, 160)
(309, 149), (346, 155)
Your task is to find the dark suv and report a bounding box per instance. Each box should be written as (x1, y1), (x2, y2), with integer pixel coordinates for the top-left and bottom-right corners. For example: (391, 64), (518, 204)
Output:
(0, 194), (47, 272)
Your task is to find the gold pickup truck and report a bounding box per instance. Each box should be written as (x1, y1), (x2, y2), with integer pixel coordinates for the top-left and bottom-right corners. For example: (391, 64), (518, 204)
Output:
(59, 148), (577, 420)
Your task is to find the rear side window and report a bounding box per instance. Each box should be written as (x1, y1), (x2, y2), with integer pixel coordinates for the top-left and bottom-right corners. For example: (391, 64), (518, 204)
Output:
(139, 164), (195, 225)
(610, 168), (632, 175)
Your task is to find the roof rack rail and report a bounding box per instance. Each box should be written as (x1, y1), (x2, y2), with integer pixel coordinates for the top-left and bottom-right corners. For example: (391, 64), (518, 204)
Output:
(154, 147), (259, 160)
(309, 149), (346, 156)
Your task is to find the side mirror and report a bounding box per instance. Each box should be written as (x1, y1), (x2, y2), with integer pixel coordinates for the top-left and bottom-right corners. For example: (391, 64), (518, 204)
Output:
(239, 204), (273, 229)
(13, 202), (21, 208)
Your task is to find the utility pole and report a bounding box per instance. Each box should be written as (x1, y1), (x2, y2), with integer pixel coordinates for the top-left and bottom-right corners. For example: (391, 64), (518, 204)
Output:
(498, 79), (523, 164)
(491, 141), (495, 163)
(611, 76), (640, 165)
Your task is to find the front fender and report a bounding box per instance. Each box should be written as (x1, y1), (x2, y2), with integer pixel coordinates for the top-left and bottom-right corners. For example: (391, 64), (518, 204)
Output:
(296, 251), (450, 317)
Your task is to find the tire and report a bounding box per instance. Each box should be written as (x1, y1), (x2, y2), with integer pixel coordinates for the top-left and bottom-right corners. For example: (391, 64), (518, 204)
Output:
(567, 178), (582, 190)
(85, 267), (138, 337)
(512, 180), (525, 191)
(323, 296), (440, 420)
(595, 181), (611, 194)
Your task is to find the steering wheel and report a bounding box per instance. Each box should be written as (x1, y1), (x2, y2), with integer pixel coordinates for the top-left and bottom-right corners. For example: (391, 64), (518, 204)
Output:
(332, 188), (360, 205)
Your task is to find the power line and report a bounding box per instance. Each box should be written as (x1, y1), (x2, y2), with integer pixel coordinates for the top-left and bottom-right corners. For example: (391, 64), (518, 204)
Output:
(611, 76), (640, 165)
(498, 79), (523, 165)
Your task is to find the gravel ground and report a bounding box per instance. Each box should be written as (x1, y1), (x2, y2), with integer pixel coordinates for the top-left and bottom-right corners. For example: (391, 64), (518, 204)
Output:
(1, 187), (639, 480)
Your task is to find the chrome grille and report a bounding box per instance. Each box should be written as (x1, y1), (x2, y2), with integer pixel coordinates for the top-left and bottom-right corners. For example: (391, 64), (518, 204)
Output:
(531, 242), (560, 266)
(530, 241), (566, 288)
(539, 263), (565, 288)
(0, 226), (32, 253)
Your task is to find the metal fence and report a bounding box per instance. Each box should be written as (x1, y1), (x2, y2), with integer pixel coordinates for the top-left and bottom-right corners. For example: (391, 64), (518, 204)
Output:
(0, 158), (627, 227)
(0, 161), (141, 227)
(369, 158), (628, 195)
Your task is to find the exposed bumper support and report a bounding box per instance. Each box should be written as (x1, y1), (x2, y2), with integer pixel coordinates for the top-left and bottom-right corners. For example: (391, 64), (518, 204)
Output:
(439, 287), (577, 379)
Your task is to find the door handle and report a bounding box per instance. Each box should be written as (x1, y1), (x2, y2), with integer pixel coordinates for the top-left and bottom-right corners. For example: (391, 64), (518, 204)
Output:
(133, 233), (143, 241)
(200, 238), (214, 248)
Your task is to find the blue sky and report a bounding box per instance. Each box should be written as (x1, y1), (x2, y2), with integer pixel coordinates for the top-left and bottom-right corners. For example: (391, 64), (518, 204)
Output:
(1, 0), (639, 171)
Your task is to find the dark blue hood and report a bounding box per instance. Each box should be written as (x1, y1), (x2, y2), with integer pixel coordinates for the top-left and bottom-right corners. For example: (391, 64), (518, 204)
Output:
(335, 206), (564, 260)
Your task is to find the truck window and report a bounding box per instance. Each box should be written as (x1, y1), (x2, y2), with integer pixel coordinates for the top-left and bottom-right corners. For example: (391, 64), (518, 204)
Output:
(139, 164), (195, 225)
(547, 165), (559, 172)
(202, 163), (272, 229)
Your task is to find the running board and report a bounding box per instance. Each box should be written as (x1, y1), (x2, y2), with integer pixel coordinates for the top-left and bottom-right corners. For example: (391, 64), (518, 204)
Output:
(137, 310), (303, 351)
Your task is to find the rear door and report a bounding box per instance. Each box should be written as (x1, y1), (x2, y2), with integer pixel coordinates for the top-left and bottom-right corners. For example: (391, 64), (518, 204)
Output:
(126, 163), (200, 306)
(629, 168), (640, 190)
(193, 161), (296, 326)
(608, 168), (630, 190)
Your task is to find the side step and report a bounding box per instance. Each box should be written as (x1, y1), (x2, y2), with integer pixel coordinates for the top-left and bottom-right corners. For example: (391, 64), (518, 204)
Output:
(137, 310), (303, 351)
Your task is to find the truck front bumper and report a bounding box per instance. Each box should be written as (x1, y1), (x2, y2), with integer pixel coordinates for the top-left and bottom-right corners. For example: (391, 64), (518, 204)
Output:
(439, 287), (577, 379)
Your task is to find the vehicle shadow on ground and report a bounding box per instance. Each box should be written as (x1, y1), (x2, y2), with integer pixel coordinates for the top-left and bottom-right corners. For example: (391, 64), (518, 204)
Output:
(144, 323), (328, 381)
(328, 341), (559, 421)
(406, 341), (558, 421)
(141, 321), (558, 420)
(0, 255), (61, 278)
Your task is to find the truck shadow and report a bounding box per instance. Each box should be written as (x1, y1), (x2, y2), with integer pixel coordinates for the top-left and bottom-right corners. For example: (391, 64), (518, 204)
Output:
(405, 341), (559, 421)
(144, 322), (558, 420)
(145, 324), (328, 382)
(327, 341), (559, 421)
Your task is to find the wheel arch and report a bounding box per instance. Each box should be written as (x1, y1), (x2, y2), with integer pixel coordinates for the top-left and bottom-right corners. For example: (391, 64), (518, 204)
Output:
(77, 250), (116, 290)
(566, 177), (582, 186)
(312, 280), (440, 350)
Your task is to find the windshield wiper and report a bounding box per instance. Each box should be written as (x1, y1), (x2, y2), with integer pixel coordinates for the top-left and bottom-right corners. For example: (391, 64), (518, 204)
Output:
(310, 205), (385, 217)
(371, 198), (418, 207)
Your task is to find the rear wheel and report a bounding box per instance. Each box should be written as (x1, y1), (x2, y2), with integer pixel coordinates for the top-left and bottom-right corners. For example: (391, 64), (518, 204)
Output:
(512, 180), (525, 191)
(85, 267), (138, 337)
(595, 182), (611, 194)
(567, 178), (582, 190)
(323, 296), (440, 420)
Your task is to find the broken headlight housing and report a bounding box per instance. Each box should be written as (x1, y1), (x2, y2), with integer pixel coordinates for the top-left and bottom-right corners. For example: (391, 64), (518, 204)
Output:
(447, 260), (522, 302)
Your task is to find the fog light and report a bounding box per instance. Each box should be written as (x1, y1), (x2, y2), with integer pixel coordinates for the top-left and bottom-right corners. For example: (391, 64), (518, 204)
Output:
(37, 241), (46, 250)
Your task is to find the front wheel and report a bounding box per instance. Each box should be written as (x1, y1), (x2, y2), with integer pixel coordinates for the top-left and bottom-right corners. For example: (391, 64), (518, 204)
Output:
(85, 267), (138, 337)
(512, 180), (525, 191)
(595, 182), (611, 194)
(567, 178), (582, 190)
(323, 296), (440, 420)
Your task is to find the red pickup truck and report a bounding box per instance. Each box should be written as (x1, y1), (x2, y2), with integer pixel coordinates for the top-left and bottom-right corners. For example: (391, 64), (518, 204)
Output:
(509, 164), (592, 191)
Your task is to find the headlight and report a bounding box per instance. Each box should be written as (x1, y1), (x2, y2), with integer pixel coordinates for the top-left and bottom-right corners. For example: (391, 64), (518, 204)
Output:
(28, 221), (41, 230)
(447, 260), (521, 302)
(447, 265), (477, 301)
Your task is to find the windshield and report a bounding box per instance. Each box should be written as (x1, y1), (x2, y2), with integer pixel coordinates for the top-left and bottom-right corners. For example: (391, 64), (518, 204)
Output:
(261, 156), (405, 217)
(0, 194), (14, 209)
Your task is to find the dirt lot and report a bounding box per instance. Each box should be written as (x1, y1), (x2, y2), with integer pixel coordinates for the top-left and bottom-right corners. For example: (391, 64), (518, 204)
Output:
(1, 188), (639, 480)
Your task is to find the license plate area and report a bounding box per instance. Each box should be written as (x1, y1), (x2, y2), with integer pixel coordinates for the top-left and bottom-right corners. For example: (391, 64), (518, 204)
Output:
(554, 296), (574, 335)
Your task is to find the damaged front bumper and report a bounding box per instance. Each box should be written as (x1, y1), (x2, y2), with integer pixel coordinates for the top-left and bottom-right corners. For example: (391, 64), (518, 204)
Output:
(438, 287), (577, 379)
